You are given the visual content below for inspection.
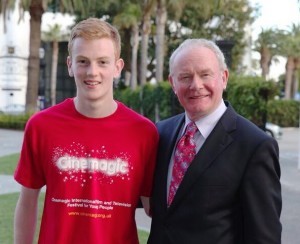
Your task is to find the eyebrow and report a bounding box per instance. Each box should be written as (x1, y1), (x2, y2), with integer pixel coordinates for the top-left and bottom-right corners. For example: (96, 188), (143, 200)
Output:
(74, 55), (111, 60)
(199, 68), (213, 74)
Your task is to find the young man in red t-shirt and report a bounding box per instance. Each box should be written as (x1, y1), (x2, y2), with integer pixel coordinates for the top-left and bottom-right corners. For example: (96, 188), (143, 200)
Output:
(14, 18), (158, 244)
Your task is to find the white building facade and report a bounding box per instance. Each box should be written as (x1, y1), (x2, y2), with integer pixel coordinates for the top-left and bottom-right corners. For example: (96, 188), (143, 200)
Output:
(0, 0), (30, 113)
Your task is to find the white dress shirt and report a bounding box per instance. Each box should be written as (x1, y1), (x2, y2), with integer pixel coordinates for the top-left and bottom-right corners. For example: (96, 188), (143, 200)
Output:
(167, 100), (227, 195)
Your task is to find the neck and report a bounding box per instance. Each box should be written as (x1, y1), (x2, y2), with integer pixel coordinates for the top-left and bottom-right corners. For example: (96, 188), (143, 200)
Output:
(74, 97), (117, 118)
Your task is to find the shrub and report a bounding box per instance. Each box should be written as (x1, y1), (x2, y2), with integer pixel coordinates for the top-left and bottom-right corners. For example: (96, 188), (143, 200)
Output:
(267, 100), (299, 127)
(224, 75), (279, 127)
(1, 77), (298, 130)
(0, 114), (31, 130)
(115, 76), (298, 127)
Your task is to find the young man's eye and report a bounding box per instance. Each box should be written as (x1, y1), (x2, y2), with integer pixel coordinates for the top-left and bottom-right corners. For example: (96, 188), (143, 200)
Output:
(99, 60), (109, 65)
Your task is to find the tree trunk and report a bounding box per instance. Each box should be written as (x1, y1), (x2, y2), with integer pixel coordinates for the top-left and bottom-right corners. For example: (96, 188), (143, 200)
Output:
(292, 71), (298, 99)
(292, 57), (300, 99)
(25, 0), (44, 113)
(140, 12), (151, 86)
(51, 41), (59, 106)
(155, 0), (167, 83)
(260, 47), (271, 80)
(284, 56), (295, 99)
(123, 29), (131, 87)
(124, 71), (131, 87)
(130, 24), (139, 90)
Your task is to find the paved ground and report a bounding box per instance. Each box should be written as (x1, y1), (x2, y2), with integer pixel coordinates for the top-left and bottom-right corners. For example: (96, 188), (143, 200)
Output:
(0, 129), (23, 157)
(1, 127), (300, 241)
(277, 128), (300, 244)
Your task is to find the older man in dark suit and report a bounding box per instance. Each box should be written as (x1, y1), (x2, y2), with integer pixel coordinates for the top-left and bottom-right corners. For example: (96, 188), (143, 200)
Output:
(148, 39), (281, 244)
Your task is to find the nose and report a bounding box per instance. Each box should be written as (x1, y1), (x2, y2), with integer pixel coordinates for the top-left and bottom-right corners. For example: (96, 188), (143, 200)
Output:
(189, 75), (203, 89)
(86, 63), (97, 76)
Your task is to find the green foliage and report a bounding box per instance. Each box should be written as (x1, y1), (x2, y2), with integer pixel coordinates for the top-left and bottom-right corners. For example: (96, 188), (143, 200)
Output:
(140, 82), (181, 121)
(254, 28), (284, 54)
(224, 75), (279, 126)
(115, 76), (298, 128)
(176, 0), (254, 71)
(267, 100), (300, 127)
(0, 192), (21, 243)
(138, 230), (150, 243)
(0, 153), (20, 175)
(0, 192), (45, 244)
(115, 82), (183, 122)
(0, 114), (31, 130)
(113, 2), (141, 29)
(154, 82), (183, 120)
(117, 86), (142, 113)
(141, 83), (157, 121)
(0, 78), (298, 129)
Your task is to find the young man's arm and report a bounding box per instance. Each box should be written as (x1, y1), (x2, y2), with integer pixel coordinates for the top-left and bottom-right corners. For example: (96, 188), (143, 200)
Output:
(140, 196), (151, 217)
(14, 186), (41, 244)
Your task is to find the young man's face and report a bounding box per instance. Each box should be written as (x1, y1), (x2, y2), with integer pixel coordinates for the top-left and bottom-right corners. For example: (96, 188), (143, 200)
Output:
(67, 37), (124, 103)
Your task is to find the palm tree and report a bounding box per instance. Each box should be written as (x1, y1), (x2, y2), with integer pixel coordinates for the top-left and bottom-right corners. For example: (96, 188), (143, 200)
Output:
(154, 0), (190, 82)
(278, 24), (300, 99)
(154, 0), (167, 83)
(0, 0), (16, 32)
(292, 57), (300, 97)
(153, 0), (221, 82)
(42, 23), (69, 106)
(289, 25), (300, 99)
(140, 0), (155, 86)
(254, 28), (282, 79)
(25, 0), (46, 113)
(114, 2), (141, 90)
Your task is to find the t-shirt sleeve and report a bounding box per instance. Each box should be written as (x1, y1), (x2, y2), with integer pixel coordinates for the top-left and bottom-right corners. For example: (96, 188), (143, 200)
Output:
(14, 118), (46, 189)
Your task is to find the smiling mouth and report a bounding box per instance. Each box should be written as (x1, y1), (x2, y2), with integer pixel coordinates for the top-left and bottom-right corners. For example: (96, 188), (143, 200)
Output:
(84, 81), (101, 86)
(190, 94), (208, 99)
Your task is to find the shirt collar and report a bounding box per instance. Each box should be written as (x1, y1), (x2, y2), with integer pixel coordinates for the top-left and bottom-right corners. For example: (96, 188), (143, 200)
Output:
(184, 100), (227, 139)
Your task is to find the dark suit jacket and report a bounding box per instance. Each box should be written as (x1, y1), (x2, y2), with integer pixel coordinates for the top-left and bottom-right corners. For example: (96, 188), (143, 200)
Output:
(148, 103), (282, 244)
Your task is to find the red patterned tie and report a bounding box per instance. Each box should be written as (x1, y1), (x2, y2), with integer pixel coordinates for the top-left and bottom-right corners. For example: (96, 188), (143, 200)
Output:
(168, 122), (198, 206)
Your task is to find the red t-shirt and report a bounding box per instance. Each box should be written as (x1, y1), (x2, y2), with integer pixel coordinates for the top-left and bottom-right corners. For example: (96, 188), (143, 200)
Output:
(14, 98), (159, 244)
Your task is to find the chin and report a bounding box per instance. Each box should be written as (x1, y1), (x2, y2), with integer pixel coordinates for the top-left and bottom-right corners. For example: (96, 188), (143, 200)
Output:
(84, 94), (102, 101)
(187, 107), (207, 118)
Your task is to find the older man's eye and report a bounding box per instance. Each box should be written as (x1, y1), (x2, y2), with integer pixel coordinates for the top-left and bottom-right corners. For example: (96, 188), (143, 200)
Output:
(179, 76), (190, 82)
(78, 59), (87, 64)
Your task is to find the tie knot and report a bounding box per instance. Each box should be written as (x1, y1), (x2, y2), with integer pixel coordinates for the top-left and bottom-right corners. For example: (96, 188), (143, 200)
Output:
(185, 122), (198, 137)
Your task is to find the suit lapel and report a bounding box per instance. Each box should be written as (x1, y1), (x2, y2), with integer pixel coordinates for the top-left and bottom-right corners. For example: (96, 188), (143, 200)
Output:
(156, 114), (185, 210)
(168, 105), (237, 211)
(160, 117), (184, 163)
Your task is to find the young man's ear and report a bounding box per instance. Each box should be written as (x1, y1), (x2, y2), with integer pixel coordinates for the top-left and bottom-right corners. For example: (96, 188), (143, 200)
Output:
(114, 58), (124, 79)
(67, 56), (73, 77)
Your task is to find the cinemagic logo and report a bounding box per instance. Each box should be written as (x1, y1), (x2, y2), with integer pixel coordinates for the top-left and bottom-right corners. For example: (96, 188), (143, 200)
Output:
(56, 156), (129, 176)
